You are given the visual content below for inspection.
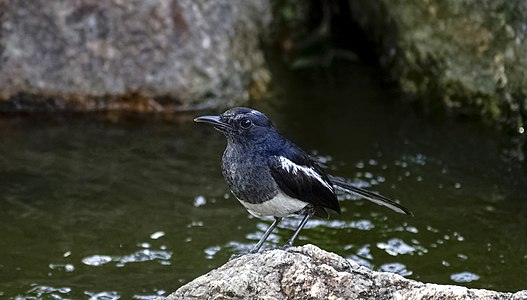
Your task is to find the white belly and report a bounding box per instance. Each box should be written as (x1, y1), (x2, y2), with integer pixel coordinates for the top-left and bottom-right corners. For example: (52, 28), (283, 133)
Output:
(238, 191), (309, 218)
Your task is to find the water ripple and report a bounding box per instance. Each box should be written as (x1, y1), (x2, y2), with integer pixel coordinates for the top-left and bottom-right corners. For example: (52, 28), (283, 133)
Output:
(17, 285), (71, 300)
(204, 245), (221, 259)
(379, 262), (413, 276)
(377, 238), (427, 256)
(150, 231), (166, 240)
(450, 271), (480, 283)
(116, 249), (172, 266)
(49, 263), (75, 272)
(82, 249), (172, 268)
(85, 291), (120, 300)
(82, 255), (113, 267)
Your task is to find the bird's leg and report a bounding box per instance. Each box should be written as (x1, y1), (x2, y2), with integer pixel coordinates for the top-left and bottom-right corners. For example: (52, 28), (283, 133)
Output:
(282, 211), (314, 249)
(249, 217), (282, 253)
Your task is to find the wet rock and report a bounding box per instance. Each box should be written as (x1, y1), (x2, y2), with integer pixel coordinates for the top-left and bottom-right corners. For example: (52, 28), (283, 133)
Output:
(347, 0), (527, 130)
(160, 244), (527, 299)
(0, 0), (271, 112)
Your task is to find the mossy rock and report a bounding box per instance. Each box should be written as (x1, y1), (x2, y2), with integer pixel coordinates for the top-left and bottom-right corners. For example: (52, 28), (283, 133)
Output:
(348, 0), (527, 131)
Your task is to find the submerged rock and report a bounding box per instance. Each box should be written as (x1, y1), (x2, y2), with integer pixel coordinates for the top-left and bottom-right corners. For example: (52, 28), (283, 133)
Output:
(160, 244), (527, 299)
(0, 0), (271, 112)
(347, 0), (527, 131)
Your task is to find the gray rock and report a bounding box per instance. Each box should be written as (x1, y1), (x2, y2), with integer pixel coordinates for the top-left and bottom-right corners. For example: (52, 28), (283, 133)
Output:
(347, 0), (527, 130)
(161, 244), (527, 300)
(0, 0), (271, 111)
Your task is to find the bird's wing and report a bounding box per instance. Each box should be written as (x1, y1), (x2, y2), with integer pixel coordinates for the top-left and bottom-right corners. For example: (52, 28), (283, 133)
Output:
(329, 175), (413, 215)
(268, 153), (341, 215)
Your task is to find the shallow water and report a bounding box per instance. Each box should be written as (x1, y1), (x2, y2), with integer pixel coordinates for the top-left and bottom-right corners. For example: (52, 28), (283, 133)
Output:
(1, 62), (526, 299)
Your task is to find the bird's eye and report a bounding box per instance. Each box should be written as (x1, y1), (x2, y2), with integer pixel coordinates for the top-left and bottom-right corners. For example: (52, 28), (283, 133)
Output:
(240, 118), (252, 129)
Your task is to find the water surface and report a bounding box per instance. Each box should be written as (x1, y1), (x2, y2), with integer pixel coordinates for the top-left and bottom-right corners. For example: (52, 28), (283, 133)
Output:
(1, 62), (526, 299)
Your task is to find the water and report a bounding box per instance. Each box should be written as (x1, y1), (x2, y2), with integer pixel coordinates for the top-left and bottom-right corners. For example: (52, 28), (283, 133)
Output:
(1, 62), (526, 299)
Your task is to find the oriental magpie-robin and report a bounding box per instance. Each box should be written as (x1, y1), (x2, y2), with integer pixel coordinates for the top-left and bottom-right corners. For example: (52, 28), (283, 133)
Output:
(195, 107), (412, 253)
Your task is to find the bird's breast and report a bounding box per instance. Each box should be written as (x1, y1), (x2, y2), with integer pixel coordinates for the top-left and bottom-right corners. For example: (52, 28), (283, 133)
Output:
(221, 147), (276, 204)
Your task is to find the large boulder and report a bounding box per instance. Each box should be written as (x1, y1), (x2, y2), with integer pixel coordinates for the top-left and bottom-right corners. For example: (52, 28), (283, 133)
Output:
(161, 244), (527, 299)
(348, 0), (527, 131)
(0, 0), (271, 111)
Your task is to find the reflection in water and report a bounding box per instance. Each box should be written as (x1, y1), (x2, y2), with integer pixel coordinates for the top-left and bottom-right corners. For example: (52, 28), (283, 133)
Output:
(376, 238), (427, 256)
(451, 272), (480, 283)
(379, 262), (412, 276)
(82, 245), (172, 269)
(84, 291), (120, 300)
(1, 63), (527, 298)
(116, 248), (172, 267)
(82, 255), (113, 267)
(24, 285), (71, 299)
(150, 231), (166, 240)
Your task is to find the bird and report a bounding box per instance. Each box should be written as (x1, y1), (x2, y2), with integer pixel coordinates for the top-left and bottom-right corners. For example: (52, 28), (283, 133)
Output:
(194, 107), (412, 253)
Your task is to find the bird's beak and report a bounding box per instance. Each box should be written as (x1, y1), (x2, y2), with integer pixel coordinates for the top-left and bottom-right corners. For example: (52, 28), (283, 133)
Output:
(194, 115), (231, 131)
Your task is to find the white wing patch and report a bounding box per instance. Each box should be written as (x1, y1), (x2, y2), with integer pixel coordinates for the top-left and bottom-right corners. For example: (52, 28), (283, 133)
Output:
(278, 156), (333, 190)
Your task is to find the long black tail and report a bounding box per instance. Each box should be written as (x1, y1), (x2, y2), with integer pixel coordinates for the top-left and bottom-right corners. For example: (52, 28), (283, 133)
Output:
(329, 175), (413, 216)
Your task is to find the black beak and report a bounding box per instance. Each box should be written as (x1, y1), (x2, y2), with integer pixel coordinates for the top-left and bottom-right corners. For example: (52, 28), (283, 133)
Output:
(194, 115), (231, 131)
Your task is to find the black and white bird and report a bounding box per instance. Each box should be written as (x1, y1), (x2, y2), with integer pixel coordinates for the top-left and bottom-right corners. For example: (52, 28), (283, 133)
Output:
(195, 107), (412, 253)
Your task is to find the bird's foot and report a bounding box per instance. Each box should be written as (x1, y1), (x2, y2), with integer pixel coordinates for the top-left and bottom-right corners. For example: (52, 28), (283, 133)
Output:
(280, 242), (294, 250)
(229, 253), (246, 260)
(229, 249), (260, 260)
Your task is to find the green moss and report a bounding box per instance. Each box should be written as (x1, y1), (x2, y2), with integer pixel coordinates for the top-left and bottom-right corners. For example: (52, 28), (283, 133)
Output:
(348, 0), (527, 131)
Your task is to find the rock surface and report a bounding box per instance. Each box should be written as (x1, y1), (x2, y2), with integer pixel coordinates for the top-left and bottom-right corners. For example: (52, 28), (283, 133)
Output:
(161, 244), (527, 300)
(347, 0), (527, 130)
(0, 0), (271, 111)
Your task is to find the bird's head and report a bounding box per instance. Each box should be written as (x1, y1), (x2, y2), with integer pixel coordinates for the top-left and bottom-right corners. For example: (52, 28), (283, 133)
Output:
(194, 107), (276, 145)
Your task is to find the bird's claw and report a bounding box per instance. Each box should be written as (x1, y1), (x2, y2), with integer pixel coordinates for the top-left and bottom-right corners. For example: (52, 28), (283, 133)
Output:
(229, 253), (246, 260)
(280, 242), (293, 250)
(229, 248), (260, 260)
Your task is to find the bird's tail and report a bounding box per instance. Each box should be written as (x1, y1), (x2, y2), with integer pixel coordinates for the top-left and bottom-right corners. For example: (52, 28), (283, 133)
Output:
(329, 175), (413, 216)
